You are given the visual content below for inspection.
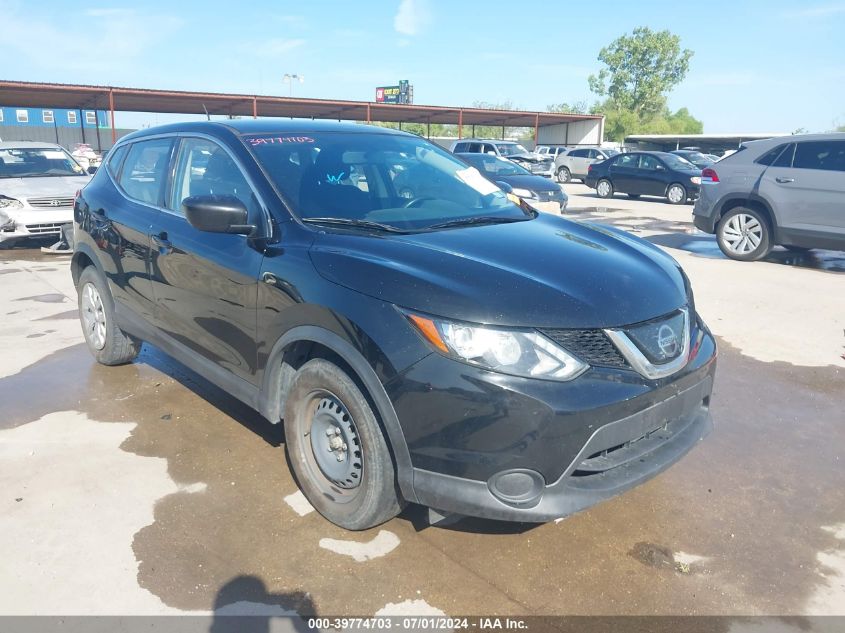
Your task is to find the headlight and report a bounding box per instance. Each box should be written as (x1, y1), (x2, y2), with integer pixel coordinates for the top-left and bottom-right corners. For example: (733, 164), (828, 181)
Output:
(510, 187), (537, 200)
(0, 196), (23, 210)
(690, 176), (702, 185)
(404, 312), (588, 381)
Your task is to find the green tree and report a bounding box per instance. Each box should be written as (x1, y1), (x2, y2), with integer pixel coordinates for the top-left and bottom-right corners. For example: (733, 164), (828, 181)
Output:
(588, 27), (693, 118)
(595, 103), (703, 142)
(546, 101), (588, 114)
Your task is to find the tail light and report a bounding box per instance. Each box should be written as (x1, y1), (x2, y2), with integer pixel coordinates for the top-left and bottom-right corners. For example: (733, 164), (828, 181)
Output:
(588, 164), (594, 173)
(701, 168), (719, 183)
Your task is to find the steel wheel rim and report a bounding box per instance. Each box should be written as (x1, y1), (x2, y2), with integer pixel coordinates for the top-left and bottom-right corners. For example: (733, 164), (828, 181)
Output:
(301, 390), (363, 501)
(668, 185), (684, 203)
(722, 214), (763, 254)
(81, 282), (107, 350)
(597, 181), (610, 196)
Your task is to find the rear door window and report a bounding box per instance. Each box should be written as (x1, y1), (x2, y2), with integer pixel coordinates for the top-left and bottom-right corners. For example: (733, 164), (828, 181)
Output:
(118, 138), (174, 206)
(793, 141), (845, 172)
(614, 154), (639, 168)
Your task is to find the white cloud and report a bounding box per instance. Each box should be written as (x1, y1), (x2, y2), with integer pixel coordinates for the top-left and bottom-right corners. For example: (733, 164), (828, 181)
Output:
(783, 3), (845, 18)
(394, 0), (432, 36)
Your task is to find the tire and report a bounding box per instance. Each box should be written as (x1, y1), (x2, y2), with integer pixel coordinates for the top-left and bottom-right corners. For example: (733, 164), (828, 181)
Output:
(557, 166), (571, 183)
(627, 194), (641, 199)
(596, 179), (614, 199)
(284, 358), (403, 530)
(666, 183), (687, 205)
(77, 266), (140, 365)
(716, 207), (772, 262)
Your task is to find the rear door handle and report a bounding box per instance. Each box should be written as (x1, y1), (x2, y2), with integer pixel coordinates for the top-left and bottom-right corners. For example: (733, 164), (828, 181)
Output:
(775, 177), (795, 183)
(152, 232), (172, 252)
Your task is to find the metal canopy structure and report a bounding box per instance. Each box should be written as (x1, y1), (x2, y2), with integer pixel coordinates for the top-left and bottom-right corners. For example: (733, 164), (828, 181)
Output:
(0, 80), (602, 143)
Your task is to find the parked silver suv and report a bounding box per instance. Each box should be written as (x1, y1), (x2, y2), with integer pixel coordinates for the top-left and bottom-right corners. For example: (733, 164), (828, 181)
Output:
(554, 147), (619, 183)
(693, 134), (845, 261)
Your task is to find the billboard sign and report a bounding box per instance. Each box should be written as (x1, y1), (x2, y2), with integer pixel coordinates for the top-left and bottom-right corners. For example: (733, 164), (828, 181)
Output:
(376, 80), (412, 104)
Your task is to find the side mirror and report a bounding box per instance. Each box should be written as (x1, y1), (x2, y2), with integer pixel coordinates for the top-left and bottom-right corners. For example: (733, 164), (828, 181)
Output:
(182, 194), (255, 235)
(656, 164), (666, 171)
(495, 181), (513, 194)
(487, 150), (497, 156)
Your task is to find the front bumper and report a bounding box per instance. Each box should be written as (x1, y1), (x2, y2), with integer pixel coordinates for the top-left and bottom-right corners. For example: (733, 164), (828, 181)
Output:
(0, 207), (73, 242)
(389, 323), (716, 522)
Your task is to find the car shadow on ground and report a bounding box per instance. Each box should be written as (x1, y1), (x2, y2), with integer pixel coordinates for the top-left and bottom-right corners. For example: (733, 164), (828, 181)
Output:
(210, 575), (315, 632)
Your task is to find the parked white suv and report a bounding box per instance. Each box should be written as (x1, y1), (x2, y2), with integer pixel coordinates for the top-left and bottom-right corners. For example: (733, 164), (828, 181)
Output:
(0, 142), (91, 249)
(554, 147), (620, 183)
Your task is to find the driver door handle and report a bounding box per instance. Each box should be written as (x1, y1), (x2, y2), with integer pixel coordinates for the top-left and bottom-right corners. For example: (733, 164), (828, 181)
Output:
(775, 177), (795, 184)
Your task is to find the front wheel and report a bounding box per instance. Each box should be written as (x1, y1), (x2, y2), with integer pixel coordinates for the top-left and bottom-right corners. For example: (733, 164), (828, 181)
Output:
(283, 359), (403, 530)
(666, 183), (687, 205)
(77, 266), (140, 365)
(717, 207), (771, 261)
(596, 179), (614, 199)
(557, 166), (571, 183)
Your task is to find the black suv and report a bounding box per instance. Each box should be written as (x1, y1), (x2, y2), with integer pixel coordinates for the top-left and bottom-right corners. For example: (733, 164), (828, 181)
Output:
(73, 121), (716, 530)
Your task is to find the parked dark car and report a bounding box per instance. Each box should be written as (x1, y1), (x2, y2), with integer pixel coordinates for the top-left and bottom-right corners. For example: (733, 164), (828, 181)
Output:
(73, 121), (716, 530)
(670, 150), (714, 169)
(585, 151), (702, 204)
(457, 152), (568, 213)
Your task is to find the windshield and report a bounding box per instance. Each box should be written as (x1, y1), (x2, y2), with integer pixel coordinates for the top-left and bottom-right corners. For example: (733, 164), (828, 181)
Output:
(245, 132), (531, 232)
(495, 143), (529, 156)
(0, 147), (85, 178)
(661, 154), (698, 170)
(603, 148), (621, 157)
(460, 154), (532, 177)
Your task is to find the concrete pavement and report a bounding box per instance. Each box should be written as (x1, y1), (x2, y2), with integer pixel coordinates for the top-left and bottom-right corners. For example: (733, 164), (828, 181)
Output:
(1, 191), (843, 620)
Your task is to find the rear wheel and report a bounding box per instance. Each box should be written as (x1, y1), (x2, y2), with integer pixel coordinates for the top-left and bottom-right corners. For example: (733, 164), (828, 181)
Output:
(666, 183), (687, 205)
(283, 358), (403, 530)
(717, 207), (771, 261)
(596, 179), (614, 199)
(557, 166), (571, 183)
(77, 266), (140, 365)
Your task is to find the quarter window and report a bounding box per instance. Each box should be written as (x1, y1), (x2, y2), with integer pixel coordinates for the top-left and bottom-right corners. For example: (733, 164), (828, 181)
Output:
(168, 138), (257, 217)
(117, 138), (174, 205)
(756, 144), (788, 166)
(453, 142), (468, 153)
(43, 110), (54, 123)
(772, 143), (795, 168)
(793, 141), (845, 172)
(16, 110), (28, 123)
(106, 145), (128, 178)
(67, 111), (78, 124)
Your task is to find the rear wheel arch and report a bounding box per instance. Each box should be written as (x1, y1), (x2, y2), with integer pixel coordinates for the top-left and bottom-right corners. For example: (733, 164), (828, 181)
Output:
(260, 325), (416, 502)
(71, 245), (99, 287)
(718, 197), (777, 241)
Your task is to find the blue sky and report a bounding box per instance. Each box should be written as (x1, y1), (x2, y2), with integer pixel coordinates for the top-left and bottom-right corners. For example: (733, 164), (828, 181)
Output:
(2, 0), (844, 133)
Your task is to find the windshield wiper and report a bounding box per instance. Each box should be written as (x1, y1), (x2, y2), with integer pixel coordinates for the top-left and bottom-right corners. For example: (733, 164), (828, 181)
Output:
(425, 216), (531, 230)
(301, 217), (408, 233)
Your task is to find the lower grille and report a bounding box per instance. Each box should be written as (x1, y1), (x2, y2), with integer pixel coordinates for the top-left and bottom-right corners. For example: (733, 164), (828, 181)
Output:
(538, 328), (627, 368)
(536, 190), (564, 202)
(27, 197), (74, 208)
(25, 223), (64, 235)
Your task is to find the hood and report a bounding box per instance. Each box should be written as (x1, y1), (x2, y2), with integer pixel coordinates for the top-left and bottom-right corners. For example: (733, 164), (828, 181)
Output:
(498, 174), (563, 192)
(0, 176), (91, 200)
(309, 214), (687, 329)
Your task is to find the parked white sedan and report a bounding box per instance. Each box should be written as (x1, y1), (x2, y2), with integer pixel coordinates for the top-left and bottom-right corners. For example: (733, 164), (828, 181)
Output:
(0, 142), (92, 248)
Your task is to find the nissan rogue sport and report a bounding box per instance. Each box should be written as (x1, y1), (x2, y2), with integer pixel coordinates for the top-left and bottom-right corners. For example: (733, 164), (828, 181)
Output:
(73, 121), (716, 530)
